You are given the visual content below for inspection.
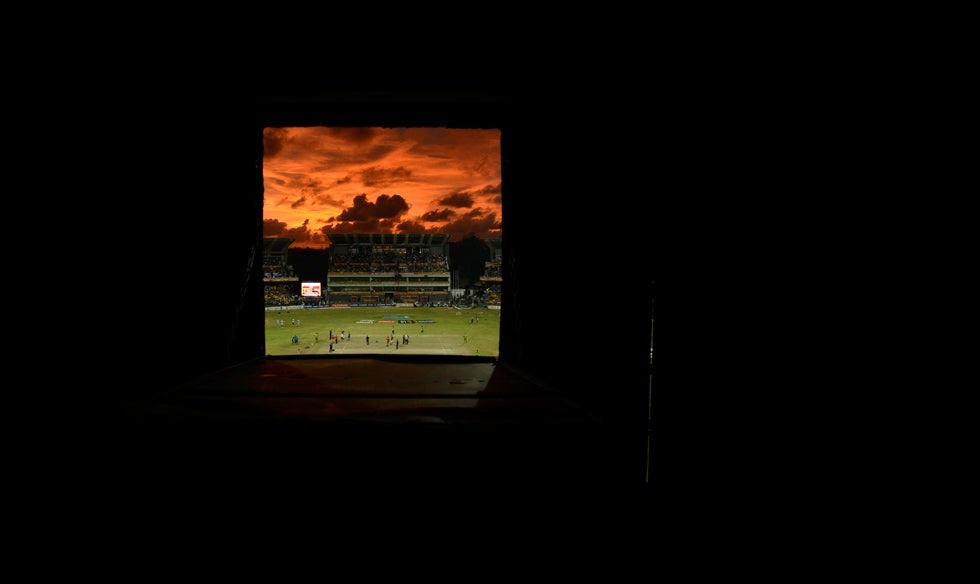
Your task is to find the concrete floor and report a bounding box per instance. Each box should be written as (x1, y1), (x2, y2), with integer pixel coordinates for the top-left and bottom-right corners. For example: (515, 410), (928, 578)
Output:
(128, 355), (593, 425)
(89, 355), (651, 506)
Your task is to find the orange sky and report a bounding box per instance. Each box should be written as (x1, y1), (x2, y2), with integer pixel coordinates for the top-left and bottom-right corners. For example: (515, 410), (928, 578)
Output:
(262, 126), (502, 249)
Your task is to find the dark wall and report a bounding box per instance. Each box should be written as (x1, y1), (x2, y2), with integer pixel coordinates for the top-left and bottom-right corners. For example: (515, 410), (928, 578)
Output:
(500, 94), (655, 479)
(102, 90), (264, 406)
(29, 68), (677, 528)
(77, 82), (655, 443)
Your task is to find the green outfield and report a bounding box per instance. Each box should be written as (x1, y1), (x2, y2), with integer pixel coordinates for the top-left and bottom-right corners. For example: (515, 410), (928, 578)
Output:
(265, 306), (500, 357)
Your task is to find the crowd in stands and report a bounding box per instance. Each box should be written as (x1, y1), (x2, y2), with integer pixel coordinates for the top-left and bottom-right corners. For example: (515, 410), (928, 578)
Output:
(262, 248), (502, 308)
(265, 283), (300, 307)
(263, 257), (296, 280)
(264, 256), (302, 306)
(485, 285), (502, 306)
(329, 250), (448, 273)
(478, 258), (502, 306)
(482, 263), (502, 279)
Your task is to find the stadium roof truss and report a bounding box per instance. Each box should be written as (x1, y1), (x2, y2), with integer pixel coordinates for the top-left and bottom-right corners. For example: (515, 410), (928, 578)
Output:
(327, 233), (449, 246)
(263, 237), (294, 261)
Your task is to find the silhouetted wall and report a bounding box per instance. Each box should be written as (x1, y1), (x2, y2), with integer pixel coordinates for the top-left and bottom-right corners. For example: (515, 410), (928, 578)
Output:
(83, 83), (654, 459)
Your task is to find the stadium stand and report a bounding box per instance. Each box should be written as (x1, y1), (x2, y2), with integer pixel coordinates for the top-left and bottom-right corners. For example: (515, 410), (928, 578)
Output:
(263, 237), (301, 307)
(262, 234), (494, 309)
(477, 237), (502, 308)
(325, 233), (452, 307)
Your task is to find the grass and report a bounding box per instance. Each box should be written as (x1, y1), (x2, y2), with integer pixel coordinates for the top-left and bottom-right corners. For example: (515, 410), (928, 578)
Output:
(265, 306), (500, 357)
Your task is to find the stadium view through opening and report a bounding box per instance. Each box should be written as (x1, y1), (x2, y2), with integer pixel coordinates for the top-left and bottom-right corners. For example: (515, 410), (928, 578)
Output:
(263, 234), (503, 357)
(261, 126), (503, 358)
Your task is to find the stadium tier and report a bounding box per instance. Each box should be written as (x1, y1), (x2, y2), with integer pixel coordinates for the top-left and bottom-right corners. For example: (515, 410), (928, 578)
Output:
(478, 237), (502, 307)
(262, 237), (298, 282)
(325, 233), (451, 307)
(262, 234), (501, 309)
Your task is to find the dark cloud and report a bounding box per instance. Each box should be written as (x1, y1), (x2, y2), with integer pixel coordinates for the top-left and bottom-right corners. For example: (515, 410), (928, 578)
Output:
(268, 193), (420, 244)
(335, 193), (410, 222)
(312, 193), (346, 208)
(262, 128), (502, 249)
(476, 183), (501, 196)
(267, 197), (500, 247)
(436, 192), (475, 208)
(264, 218), (330, 247)
(281, 219), (314, 243)
(321, 217), (402, 235)
(297, 209), (501, 244)
(262, 128), (289, 158)
(327, 127), (378, 145)
(440, 210), (501, 243)
(360, 166), (413, 188)
(473, 183), (502, 205)
(263, 218), (289, 236)
(420, 208), (456, 222)
(395, 219), (436, 233)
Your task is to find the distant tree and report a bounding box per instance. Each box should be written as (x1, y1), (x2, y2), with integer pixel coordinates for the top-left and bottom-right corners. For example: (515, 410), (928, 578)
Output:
(286, 247), (330, 283)
(449, 234), (491, 289)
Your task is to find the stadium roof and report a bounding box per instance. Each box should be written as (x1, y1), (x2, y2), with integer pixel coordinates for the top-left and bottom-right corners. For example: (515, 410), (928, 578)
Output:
(263, 237), (294, 255)
(327, 233), (449, 246)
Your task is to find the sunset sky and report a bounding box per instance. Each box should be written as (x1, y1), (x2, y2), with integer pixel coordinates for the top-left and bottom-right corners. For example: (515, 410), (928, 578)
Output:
(262, 126), (502, 249)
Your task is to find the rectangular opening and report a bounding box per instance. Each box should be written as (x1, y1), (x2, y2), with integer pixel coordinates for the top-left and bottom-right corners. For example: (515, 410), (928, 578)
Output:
(261, 126), (503, 358)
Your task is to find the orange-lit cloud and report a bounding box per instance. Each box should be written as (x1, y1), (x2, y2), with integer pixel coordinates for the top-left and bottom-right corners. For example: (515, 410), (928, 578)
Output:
(262, 126), (502, 248)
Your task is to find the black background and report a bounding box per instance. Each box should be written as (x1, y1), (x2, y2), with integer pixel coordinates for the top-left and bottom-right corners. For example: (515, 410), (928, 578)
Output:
(46, 67), (676, 524)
